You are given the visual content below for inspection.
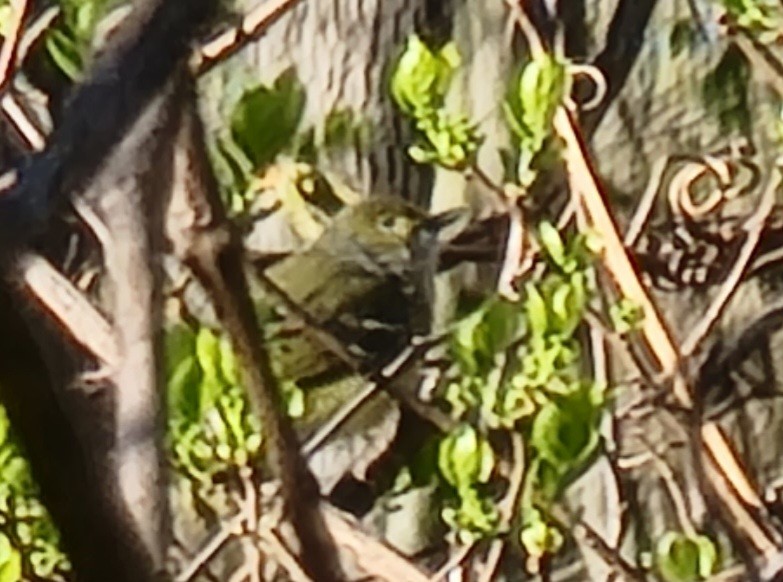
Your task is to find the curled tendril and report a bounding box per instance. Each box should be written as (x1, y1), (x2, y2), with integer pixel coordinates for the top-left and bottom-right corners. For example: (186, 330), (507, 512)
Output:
(549, 27), (607, 113)
(564, 63), (607, 112)
(666, 147), (760, 221)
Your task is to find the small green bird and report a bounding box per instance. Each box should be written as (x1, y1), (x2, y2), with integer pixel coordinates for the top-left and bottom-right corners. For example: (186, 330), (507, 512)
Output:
(174, 196), (469, 490)
(257, 196), (468, 491)
(261, 196), (467, 383)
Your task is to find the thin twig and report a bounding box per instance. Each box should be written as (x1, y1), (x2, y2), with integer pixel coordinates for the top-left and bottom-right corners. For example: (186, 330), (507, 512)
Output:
(175, 513), (244, 582)
(10, 252), (119, 367)
(239, 468), (262, 582)
(638, 436), (697, 536)
(1, 92), (45, 149)
(548, 504), (645, 582)
(0, 0), (28, 87)
(475, 434), (526, 582)
(194, 0), (303, 74)
(623, 155), (669, 246)
(468, 163), (528, 299)
(497, 203), (525, 300)
(168, 84), (345, 582)
(427, 545), (473, 582)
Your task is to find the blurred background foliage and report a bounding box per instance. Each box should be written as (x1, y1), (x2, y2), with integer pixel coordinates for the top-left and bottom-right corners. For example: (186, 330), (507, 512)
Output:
(2, 0), (783, 580)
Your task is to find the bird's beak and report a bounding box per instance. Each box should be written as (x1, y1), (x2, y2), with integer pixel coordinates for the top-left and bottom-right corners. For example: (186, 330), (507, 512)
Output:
(423, 207), (472, 243)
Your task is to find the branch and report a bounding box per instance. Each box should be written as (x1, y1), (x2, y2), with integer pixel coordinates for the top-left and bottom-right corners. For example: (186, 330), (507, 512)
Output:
(0, 0), (219, 248)
(166, 80), (345, 582)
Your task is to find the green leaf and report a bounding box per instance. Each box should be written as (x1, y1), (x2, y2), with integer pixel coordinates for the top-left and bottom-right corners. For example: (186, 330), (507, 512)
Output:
(0, 7), (12, 38)
(318, 108), (370, 151)
(438, 425), (494, 491)
(167, 356), (203, 424)
(219, 337), (239, 386)
(525, 283), (548, 338)
(45, 31), (83, 80)
(609, 297), (644, 335)
(670, 19), (698, 58)
(721, 0), (781, 31)
(520, 509), (563, 558)
(230, 69), (306, 169)
(539, 222), (565, 267)
(0, 408), (9, 445)
(194, 328), (229, 413)
(530, 390), (600, 471)
(209, 135), (254, 207)
(391, 35), (459, 116)
(655, 532), (718, 582)
(702, 46), (751, 134)
(0, 534), (21, 582)
(451, 296), (526, 382)
(0, 456), (32, 493)
(482, 298), (525, 354)
(506, 53), (567, 159)
(552, 273), (586, 335)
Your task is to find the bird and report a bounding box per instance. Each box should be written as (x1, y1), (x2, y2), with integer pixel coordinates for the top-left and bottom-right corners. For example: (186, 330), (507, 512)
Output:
(172, 195), (469, 491)
(260, 196), (467, 380)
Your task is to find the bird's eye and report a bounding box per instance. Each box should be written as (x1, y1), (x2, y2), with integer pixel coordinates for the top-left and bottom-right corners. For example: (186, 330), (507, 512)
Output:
(378, 214), (399, 231)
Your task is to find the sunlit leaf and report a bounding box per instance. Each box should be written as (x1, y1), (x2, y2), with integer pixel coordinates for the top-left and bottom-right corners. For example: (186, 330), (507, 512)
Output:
(655, 531), (718, 582)
(525, 283), (548, 338)
(0, 534), (21, 582)
(391, 35), (459, 115)
(530, 390), (600, 472)
(438, 425), (494, 491)
(520, 509), (563, 558)
(230, 69), (306, 169)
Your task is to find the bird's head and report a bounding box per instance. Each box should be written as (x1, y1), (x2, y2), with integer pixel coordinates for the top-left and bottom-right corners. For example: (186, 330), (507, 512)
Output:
(316, 197), (470, 276)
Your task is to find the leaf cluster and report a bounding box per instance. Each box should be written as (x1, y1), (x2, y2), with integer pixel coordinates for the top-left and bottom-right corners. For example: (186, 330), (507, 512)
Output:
(166, 325), (267, 484)
(0, 409), (70, 581)
(44, 0), (113, 80)
(438, 224), (605, 551)
(390, 35), (482, 170)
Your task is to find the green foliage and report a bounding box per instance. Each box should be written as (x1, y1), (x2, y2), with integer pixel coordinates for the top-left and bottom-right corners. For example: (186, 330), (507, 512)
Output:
(505, 54), (568, 186)
(0, 533), (21, 582)
(296, 108), (373, 164)
(441, 222), (605, 550)
(529, 385), (602, 473)
(702, 46), (751, 134)
(655, 531), (718, 582)
(720, 0), (782, 33)
(609, 297), (644, 335)
(166, 325), (266, 484)
(391, 35), (460, 116)
(213, 70), (370, 214)
(390, 35), (482, 170)
(669, 19), (700, 58)
(229, 68), (306, 170)
(0, 1), (12, 39)
(519, 507), (563, 560)
(437, 425), (499, 543)
(0, 409), (70, 580)
(45, 0), (113, 79)
(209, 135), (257, 213)
(408, 109), (481, 169)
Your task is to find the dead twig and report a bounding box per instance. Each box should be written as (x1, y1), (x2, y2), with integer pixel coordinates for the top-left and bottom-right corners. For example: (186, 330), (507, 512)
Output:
(10, 252), (118, 367)
(194, 0), (303, 74)
(175, 513), (244, 582)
